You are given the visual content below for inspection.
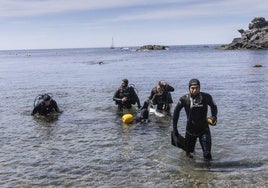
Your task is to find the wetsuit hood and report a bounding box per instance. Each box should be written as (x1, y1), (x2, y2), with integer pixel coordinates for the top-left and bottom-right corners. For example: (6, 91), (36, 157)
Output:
(140, 109), (149, 119)
(43, 94), (51, 101)
(189, 79), (200, 88)
(189, 79), (201, 97)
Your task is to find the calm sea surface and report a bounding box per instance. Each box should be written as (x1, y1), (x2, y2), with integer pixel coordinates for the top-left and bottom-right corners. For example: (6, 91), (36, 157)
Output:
(0, 45), (267, 187)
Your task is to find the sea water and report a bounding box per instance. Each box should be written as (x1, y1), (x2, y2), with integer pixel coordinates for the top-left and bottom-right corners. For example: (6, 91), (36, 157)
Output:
(0, 45), (267, 187)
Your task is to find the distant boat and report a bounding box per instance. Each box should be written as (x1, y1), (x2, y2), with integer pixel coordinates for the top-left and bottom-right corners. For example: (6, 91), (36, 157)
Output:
(110, 37), (115, 49)
(120, 47), (130, 51)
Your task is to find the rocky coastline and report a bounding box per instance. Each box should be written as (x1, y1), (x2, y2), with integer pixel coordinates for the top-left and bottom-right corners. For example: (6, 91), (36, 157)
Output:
(219, 17), (268, 50)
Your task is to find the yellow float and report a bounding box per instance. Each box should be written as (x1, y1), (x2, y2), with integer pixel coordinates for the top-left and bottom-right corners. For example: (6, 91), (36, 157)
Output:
(122, 114), (134, 124)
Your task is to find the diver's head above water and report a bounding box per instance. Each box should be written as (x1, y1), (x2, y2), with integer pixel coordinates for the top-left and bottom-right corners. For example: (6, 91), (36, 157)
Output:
(121, 79), (129, 88)
(189, 78), (200, 97)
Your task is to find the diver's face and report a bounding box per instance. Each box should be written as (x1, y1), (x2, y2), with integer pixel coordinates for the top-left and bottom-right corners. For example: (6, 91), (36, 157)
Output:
(156, 85), (164, 95)
(189, 85), (200, 96)
(121, 81), (127, 88)
(44, 100), (51, 106)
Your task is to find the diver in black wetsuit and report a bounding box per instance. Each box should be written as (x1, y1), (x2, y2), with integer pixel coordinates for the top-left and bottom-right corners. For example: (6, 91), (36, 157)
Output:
(113, 79), (141, 112)
(148, 81), (174, 114)
(173, 79), (217, 161)
(31, 94), (61, 116)
(135, 101), (150, 123)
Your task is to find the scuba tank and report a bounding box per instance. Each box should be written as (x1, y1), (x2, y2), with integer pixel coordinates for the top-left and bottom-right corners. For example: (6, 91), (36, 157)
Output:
(128, 84), (139, 104)
(33, 93), (53, 107)
(129, 84), (138, 93)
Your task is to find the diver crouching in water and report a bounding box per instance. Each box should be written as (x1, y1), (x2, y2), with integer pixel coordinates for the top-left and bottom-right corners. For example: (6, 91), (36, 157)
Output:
(122, 101), (150, 125)
(31, 94), (61, 116)
(113, 79), (141, 113)
(135, 101), (150, 124)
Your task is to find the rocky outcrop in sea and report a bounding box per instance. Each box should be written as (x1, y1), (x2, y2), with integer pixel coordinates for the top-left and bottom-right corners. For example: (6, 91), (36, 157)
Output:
(219, 17), (268, 50)
(138, 45), (168, 51)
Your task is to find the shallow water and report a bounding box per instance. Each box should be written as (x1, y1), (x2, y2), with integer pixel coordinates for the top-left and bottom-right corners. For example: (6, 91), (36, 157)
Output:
(0, 45), (267, 187)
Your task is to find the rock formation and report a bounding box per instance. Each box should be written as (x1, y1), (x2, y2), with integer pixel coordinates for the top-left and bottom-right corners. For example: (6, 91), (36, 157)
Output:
(219, 17), (268, 50)
(138, 45), (168, 51)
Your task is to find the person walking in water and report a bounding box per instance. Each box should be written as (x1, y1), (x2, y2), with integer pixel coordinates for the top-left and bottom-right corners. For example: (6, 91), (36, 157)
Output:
(173, 79), (217, 161)
(148, 81), (174, 115)
(113, 79), (141, 112)
(31, 94), (61, 116)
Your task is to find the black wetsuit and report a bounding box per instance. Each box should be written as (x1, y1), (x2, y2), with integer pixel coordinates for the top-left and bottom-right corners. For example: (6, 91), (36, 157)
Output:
(113, 86), (141, 110)
(31, 100), (60, 116)
(135, 108), (149, 123)
(173, 92), (217, 160)
(149, 84), (174, 111)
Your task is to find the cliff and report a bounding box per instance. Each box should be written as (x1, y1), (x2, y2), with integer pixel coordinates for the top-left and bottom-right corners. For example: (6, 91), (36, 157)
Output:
(219, 17), (268, 50)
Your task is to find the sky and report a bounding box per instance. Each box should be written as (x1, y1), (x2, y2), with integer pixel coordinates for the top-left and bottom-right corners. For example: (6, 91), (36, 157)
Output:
(0, 0), (268, 50)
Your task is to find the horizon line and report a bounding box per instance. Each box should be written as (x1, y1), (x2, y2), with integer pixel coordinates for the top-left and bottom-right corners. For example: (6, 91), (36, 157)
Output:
(0, 43), (224, 51)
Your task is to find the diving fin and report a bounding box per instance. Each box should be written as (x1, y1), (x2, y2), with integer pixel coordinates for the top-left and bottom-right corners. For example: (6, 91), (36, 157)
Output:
(171, 131), (186, 151)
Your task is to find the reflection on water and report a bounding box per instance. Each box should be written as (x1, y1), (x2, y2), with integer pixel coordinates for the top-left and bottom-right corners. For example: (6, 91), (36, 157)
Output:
(0, 46), (267, 187)
(193, 159), (264, 172)
(33, 114), (60, 125)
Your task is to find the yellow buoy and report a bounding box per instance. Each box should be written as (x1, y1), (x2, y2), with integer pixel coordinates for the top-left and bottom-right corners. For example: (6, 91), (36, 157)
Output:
(122, 114), (134, 124)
